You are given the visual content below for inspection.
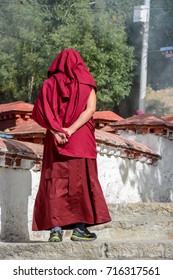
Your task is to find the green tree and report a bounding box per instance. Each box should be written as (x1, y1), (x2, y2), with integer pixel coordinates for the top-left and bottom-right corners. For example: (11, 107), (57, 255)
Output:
(0, 0), (136, 111)
(42, 0), (136, 110)
(0, 1), (51, 103)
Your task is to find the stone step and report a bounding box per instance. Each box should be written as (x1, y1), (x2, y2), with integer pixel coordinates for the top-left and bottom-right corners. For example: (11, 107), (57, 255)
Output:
(91, 222), (173, 241)
(108, 203), (173, 221)
(0, 239), (173, 260)
(29, 222), (173, 243)
(90, 202), (173, 241)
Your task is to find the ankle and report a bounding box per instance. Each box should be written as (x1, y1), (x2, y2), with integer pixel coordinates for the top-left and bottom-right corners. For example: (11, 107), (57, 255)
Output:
(51, 226), (62, 232)
(74, 223), (85, 231)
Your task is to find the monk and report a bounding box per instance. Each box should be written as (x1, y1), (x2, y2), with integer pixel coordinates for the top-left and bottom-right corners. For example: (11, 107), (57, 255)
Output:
(32, 49), (111, 242)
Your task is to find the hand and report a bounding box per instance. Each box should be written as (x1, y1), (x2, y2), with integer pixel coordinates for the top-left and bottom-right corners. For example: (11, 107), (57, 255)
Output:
(51, 130), (68, 145)
(62, 127), (74, 137)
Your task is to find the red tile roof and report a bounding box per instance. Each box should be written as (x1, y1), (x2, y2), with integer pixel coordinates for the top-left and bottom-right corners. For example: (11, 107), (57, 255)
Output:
(99, 125), (115, 133)
(95, 129), (160, 164)
(0, 136), (43, 169)
(8, 119), (45, 134)
(0, 137), (43, 159)
(110, 113), (173, 136)
(5, 119), (45, 144)
(93, 111), (123, 122)
(113, 113), (168, 126)
(0, 101), (33, 114)
(161, 115), (173, 123)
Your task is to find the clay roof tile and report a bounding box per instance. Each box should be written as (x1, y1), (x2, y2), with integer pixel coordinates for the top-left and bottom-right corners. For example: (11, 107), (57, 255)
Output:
(93, 111), (123, 122)
(0, 101), (33, 114)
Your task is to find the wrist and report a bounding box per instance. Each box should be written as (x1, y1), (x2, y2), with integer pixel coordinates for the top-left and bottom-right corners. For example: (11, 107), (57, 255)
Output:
(69, 126), (76, 135)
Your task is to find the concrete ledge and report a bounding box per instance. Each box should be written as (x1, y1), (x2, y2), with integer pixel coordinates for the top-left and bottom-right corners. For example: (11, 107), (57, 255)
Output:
(0, 240), (173, 260)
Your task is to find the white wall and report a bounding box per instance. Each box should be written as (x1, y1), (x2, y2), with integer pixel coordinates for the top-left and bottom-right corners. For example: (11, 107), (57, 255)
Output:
(0, 168), (32, 241)
(97, 153), (169, 204)
(28, 169), (49, 241)
(116, 132), (173, 202)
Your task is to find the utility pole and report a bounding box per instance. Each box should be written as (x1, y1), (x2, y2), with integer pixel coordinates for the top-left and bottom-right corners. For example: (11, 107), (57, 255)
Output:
(139, 0), (150, 112)
(133, 0), (151, 112)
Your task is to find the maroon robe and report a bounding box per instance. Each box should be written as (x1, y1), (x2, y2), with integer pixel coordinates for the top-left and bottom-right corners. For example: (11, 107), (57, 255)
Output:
(32, 49), (111, 230)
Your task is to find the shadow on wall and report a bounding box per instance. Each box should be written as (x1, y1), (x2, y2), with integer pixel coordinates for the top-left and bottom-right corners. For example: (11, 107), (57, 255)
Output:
(117, 136), (173, 203)
(157, 136), (173, 202)
(119, 159), (162, 202)
(98, 143), (172, 204)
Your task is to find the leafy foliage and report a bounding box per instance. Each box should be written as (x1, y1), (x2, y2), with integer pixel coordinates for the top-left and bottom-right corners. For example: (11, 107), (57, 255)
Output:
(0, 1), (50, 103)
(0, 0), (136, 110)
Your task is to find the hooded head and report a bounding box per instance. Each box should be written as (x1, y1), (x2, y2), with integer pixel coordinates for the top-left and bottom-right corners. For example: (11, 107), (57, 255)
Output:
(48, 49), (96, 88)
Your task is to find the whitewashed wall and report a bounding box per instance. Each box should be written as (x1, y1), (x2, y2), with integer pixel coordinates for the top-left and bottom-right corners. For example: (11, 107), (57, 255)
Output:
(115, 132), (173, 202)
(0, 168), (32, 241)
